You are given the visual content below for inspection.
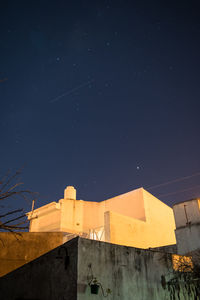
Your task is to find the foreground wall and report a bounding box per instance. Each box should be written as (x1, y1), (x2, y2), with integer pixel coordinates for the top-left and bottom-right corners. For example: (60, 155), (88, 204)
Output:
(0, 232), (65, 277)
(77, 239), (198, 300)
(0, 238), (198, 300)
(0, 238), (78, 300)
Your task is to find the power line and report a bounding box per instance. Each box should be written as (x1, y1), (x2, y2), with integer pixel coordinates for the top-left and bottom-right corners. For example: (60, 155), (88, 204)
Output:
(147, 171), (200, 190)
(157, 184), (200, 198)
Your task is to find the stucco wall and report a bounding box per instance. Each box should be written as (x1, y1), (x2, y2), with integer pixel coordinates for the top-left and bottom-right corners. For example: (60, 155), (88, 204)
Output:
(60, 199), (84, 233)
(77, 238), (196, 300)
(82, 188), (146, 232)
(103, 188), (146, 221)
(29, 202), (61, 232)
(28, 188), (176, 249)
(105, 210), (175, 248)
(0, 237), (197, 300)
(173, 199), (200, 254)
(104, 190), (176, 249)
(82, 201), (103, 231)
(0, 238), (78, 300)
(104, 210), (149, 248)
(143, 189), (176, 246)
(175, 225), (200, 254)
(150, 244), (177, 253)
(0, 232), (65, 277)
(28, 188), (146, 234)
(173, 199), (200, 229)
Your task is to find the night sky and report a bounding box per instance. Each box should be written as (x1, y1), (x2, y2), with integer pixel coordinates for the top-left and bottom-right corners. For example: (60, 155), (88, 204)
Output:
(1, 1), (200, 212)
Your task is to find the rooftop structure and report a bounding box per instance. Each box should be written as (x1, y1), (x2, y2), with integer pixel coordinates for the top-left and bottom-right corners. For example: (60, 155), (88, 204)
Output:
(173, 198), (200, 254)
(28, 186), (176, 249)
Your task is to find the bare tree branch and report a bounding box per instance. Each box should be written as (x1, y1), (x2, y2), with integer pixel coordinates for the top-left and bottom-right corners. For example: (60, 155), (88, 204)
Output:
(0, 169), (37, 232)
(0, 168), (21, 192)
(0, 209), (23, 218)
(2, 214), (27, 226)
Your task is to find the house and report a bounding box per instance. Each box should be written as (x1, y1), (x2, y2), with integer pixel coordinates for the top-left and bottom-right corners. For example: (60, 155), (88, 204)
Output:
(27, 186), (176, 249)
(1, 187), (199, 299)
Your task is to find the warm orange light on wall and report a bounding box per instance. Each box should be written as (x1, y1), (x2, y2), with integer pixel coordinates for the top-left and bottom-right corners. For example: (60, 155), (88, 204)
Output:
(198, 199), (200, 211)
(172, 254), (193, 272)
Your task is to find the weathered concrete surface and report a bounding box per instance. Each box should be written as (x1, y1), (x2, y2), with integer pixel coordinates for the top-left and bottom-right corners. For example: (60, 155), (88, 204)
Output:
(173, 198), (200, 254)
(0, 237), (78, 300)
(0, 238), (197, 300)
(77, 238), (197, 300)
(173, 199), (200, 229)
(149, 244), (177, 254)
(175, 225), (200, 254)
(0, 232), (65, 276)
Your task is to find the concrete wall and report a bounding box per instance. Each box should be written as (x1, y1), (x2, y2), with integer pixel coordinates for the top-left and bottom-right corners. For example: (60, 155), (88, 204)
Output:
(173, 199), (200, 254)
(0, 232), (65, 277)
(29, 202), (61, 232)
(143, 189), (176, 247)
(82, 188), (146, 233)
(102, 188), (146, 221)
(0, 238), (78, 300)
(60, 199), (84, 233)
(173, 199), (200, 228)
(77, 238), (197, 300)
(82, 201), (103, 231)
(103, 189), (176, 249)
(105, 210), (148, 248)
(149, 244), (177, 254)
(175, 225), (200, 254)
(105, 210), (175, 248)
(0, 238), (198, 300)
(28, 188), (146, 234)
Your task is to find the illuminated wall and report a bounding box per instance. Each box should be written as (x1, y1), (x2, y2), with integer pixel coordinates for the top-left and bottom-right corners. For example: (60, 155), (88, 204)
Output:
(173, 198), (200, 254)
(0, 232), (65, 277)
(104, 189), (176, 248)
(28, 186), (176, 249)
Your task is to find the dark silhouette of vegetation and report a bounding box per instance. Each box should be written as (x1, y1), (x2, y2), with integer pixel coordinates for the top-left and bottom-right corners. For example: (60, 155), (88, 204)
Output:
(161, 252), (200, 299)
(0, 169), (37, 232)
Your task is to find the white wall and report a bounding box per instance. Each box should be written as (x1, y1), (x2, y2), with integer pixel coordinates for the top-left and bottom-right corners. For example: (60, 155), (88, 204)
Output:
(173, 199), (200, 228)
(173, 199), (200, 254)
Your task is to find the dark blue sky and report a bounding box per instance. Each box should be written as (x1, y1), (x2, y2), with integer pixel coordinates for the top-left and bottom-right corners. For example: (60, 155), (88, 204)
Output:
(1, 0), (200, 212)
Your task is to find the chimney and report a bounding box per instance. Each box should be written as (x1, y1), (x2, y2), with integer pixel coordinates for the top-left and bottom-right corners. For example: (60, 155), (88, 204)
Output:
(64, 186), (76, 200)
